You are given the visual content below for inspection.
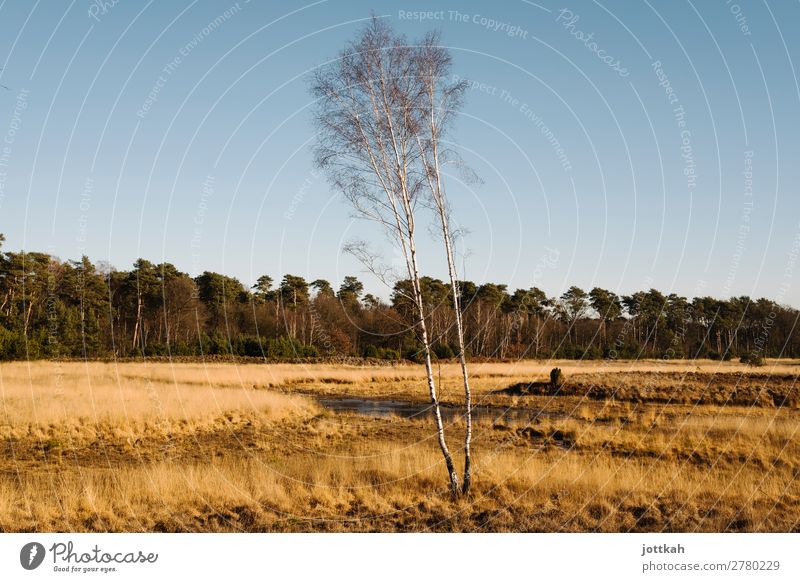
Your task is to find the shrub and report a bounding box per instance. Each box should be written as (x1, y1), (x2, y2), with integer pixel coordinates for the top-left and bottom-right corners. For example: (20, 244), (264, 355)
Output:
(144, 343), (169, 356)
(741, 352), (765, 367)
(582, 346), (603, 360)
(378, 347), (400, 360)
(170, 341), (195, 356)
(265, 337), (318, 359)
(554, 345), (579, 359)
(401, 340), (424, 362)
(201, 334), (229, 355)
(433, 343), (455, 360)
(241, 336), (265, 357)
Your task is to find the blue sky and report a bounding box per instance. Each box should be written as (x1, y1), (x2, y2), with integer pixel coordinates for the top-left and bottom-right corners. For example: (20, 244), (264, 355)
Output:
(0, 0), (798, 306)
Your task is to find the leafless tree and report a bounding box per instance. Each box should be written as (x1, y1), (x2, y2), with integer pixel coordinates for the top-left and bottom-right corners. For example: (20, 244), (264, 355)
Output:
(414, 33), (475, 494)
(311, 17), (465, 494)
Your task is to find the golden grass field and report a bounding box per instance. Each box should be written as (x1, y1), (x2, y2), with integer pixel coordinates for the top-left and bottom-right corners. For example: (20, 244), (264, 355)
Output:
(0, 359), (798, 532)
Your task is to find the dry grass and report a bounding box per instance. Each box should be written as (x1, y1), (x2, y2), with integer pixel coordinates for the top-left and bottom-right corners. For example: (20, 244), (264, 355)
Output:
(0, 361), (317, 443)
(0, 360), (798, 532)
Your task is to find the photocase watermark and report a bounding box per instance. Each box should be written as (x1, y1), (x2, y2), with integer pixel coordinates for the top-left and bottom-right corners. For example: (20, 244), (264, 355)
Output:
(397, 9), (447, 22)
(308, 301), (338, 356)
(605, 275), (654, 362)
(144, 377), (175, 456)
(652, 60), (697, 193)
(76, 176), (94, 256)
(45, 244), (66, 398)
(0, 87), (29, 211)
(725, 0), (752, 37)
(87, 0), (122, 22)
(532, 246), (560, 287)
(20, 542), (46, 570)
(518, 101), (572, 173)
(284, 168), (318, 220)
(190, 174), (215, 286)
(453, 75), (572, 172)
(507, 247), (560, 339)
(454, 75), (500, 98)
(662, 278), (707, 361)
(137, 2), (245, 119)
(21, 540), (159, 573)
(555, 8), (629, 77)
(722, 150), (754, 296)
(398, 10), (529, 39)
(752, 222), (800, 356)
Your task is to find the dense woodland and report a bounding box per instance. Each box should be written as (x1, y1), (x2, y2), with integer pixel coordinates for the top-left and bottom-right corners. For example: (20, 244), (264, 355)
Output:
(0, 233), (797, 362)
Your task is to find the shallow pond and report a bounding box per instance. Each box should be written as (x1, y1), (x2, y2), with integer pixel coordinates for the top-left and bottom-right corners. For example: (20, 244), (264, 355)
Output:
(317, 397), (567, 424)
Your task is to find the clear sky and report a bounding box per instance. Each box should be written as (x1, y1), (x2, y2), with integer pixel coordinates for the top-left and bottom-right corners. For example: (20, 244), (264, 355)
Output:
(0, 0), (798, 306)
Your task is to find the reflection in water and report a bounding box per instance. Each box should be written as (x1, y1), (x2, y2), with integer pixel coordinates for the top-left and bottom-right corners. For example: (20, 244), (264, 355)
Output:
(318, 397), (565, 423)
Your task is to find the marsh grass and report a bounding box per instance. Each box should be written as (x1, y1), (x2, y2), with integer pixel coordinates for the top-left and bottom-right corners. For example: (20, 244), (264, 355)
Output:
(0, 361), (317, 442)
(0, 360), (797, 532)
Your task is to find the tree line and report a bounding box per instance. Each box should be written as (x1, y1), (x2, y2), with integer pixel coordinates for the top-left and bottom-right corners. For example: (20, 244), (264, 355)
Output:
(1, 233), (797, 362)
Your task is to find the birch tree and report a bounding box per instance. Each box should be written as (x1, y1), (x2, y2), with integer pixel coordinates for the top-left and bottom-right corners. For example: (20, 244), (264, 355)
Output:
(310, 17), (462, 494)
(414, 33), (475, 494)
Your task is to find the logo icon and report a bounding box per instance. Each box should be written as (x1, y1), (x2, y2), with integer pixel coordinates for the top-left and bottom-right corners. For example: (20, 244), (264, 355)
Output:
(20, 542), (46, 570)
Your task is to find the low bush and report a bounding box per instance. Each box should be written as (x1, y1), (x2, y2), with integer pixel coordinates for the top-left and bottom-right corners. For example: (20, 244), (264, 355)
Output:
(741, 352), (765, 367)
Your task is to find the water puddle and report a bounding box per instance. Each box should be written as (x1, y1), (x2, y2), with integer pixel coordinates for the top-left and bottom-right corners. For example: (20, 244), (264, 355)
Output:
(318, 397), (567, 424)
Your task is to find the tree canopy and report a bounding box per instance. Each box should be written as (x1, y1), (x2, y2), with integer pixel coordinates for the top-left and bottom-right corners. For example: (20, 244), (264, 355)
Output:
(1, 234), (796, 362)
